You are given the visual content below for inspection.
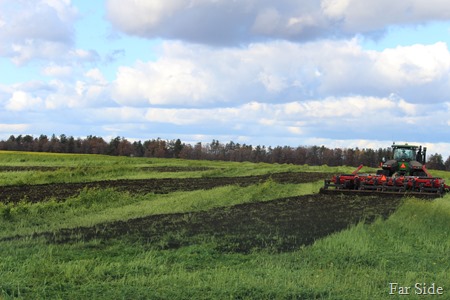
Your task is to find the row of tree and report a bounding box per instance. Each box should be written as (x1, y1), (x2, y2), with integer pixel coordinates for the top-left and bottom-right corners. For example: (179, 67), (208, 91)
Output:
(1, 134), (449, 170)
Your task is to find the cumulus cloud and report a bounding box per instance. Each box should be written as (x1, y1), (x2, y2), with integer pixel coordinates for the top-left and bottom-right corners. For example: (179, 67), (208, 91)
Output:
(3, 0), (450, 158)
(111, 40), (450, 107)
(0, 0), (78, 64)
(4, 35), (450, 148)
(6, 91), (43, 111)
(0, 123), (30, 133)
(112, 58), (214, 106)
(106, 0), (327, 45)
(106, 0), (450, 45)
(69, 49), (100, 62)
(82, 93), (450, 149)
(73, 69), (110, 106)
(47, 74), (111, 109)
(42, 64), (73, 78)
(1, 68), (112, 112)
(374, 42), (450, 84)
(321, 0), (450, 33)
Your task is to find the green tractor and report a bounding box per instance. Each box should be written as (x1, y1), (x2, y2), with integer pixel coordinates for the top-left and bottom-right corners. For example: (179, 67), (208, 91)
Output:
(322, 142), (449, 196)
(378, 143), (428, 177)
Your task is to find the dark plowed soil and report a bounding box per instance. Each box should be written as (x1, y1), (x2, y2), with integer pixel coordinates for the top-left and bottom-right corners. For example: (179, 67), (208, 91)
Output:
(35, 193), (402, 253)
(0, 166), (59, 172)
(140, 166), (214, 172)
(319, 188), (440, 199)
(0, 172), (329, 204)
(0, 166), (211, 173)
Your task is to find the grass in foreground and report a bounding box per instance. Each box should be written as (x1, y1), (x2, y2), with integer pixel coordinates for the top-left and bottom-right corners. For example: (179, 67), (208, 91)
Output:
(0, 195), (448, 299)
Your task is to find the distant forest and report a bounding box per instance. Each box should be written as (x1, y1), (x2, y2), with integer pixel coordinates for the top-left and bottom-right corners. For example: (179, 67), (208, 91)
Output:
(1, 134), (449, 170)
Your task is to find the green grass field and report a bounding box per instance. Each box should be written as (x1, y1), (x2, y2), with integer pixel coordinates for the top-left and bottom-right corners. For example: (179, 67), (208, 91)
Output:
(0, 150), (376, 185)
(0, 151), (449, 299)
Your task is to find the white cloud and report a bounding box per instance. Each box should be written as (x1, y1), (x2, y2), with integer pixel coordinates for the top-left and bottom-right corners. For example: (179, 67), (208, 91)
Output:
(45, 72), (111, 109)
(258, 72), (288, 93)
(397, 99), (418, 116)
(96, 96), (436, 137)
(321, 0), (351, 20)
(110, 40), (450, 107)
(281, 96), (395, 118)
(1, 68), (112, 111)
(287, 126), (303, 135)
(0, 0), (78, 64)
(112, 57), (215, 106)
(42, 64), (72, 78)
(252, 7), (283, 35)
(60, 93), (446, 156)
(2, 94), (449, 156)
(106, 0), (186, 33)
(3, 34), (450, 150)
(144, 107), (241, 125)
(42, 0), (78, 23)
(3, 0), (450, 159)
(0, 0), (99, 68)
(85, 69), (107, 84)
(106, 0), (450, 45)
(69, 49), (100, 62)
(6, 91), (43, 111)
(374, 42), (450, 85)
(0, 123), (30, 133)
(10, 40), (71, 65)
(321, 0), (450, 33)
(106, 0), (328, 44)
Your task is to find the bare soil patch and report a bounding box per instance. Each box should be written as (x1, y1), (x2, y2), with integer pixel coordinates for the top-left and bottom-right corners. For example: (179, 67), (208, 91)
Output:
(0, 166), (59, 172)
(140, 166), (213, 172)
(0, 172), (328, 204)
(38, 193), (402, 253)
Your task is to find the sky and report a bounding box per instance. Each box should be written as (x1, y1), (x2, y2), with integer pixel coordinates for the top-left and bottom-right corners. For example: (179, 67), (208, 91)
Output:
(1, 0), (450, 158)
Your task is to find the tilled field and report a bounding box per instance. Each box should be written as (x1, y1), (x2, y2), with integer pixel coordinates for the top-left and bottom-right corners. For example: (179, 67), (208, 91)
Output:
(0, 171), (328, 203)
(0, 166), (59, 172)
(0, 166), (213, 172)
(33, 193), (403, 253)
(0, 170), (416, 253)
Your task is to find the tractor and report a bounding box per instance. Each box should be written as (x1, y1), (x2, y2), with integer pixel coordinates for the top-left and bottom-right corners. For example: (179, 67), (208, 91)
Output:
(379, 143), (427, 177)
(321, 143), (449, 196)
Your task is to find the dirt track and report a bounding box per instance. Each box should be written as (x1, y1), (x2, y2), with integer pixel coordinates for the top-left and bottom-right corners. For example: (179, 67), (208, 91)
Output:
(0, 166), (211, 172)
(36, 193), (402, 252)
(0, 172), (328, 203)
(0, 166), (59, 172)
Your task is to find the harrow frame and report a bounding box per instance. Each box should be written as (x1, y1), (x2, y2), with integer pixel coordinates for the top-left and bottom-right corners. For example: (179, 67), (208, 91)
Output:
(322, 165), (449, 197)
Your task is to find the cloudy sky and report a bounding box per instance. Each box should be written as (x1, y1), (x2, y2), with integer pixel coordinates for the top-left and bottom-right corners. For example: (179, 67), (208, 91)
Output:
(1, 0), (450, 157)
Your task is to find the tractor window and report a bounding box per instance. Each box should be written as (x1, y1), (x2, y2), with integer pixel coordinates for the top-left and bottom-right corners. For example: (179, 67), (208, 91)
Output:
(393, 148), (414, 161)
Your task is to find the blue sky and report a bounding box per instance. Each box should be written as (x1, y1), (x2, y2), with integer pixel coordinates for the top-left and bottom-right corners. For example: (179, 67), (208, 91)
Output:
(1, 0), (450, 158)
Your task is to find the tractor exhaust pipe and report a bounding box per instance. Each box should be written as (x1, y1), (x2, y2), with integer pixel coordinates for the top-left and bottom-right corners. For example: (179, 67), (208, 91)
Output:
(423, 147), (427, 164)
(417, 145), (427, 164)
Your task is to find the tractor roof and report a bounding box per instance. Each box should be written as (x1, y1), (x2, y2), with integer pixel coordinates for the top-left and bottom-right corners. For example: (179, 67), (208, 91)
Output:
(391, 143), (418, 149)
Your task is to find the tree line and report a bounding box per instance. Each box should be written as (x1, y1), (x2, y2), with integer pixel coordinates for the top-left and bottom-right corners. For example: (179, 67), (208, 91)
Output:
(1, 134), (449, 170)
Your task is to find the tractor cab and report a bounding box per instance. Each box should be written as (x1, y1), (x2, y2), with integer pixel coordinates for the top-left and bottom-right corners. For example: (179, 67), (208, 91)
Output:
(392, 143), (426, 164)
(393, 145), (416, 162)
(380, 143), (427, 176)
